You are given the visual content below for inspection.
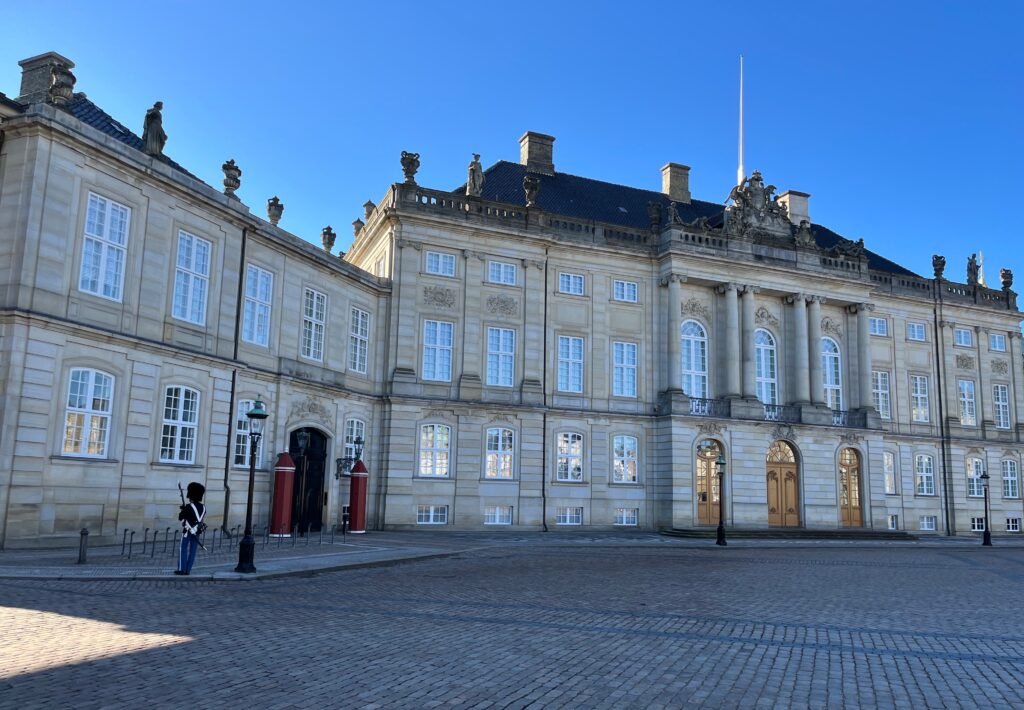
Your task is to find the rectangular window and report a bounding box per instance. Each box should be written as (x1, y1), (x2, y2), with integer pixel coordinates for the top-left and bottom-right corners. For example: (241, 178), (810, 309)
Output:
(172, 230), (211, 325)
(612, 341), (638, 397)
(556, 506), (583, 525)
(614, 508), (639, 526)
(484, 505), (513, 525)
(349, 307), (370, 374)
(557, 336), (584, 392)
(79, 192), (130, 301)
(954, 328), (973, 347)
(613, 280), (638, 303)
(232, 399), (265, 468)
(958, 380), (976, 426)
(1007, 518), (1021, 533)
(344, 418), (366, 468)
(613, 435), (638, 483)
(488, 261), (517, 285)
(419, 424), (451, 477)
(869, 317), (888, 336)
(993, 384), (1011, 429)
(485, 428), (515, 479)
(242, 265), (273, 346)
(486, 327), (515, 387)
(887, 514), (899, 531)
(872, 371), (891, 420)
(301, 288), (327, 361)
(556, 432), (584, 482)
(907, 322), (926, 341)
(62, 368), (114, 458)
(160, 386), (199, 463)
(884, 451), (898, 495)
(425, 251), (456, 276)
(1002, 460), (1019, 499)
(967, 458), (985, 497)
(558, 272), (584, 295)
(915, 455), (935, 496)
(971, 517), (986, 532)
(990, 333), (1007, 352)
(919, 515), (937, 531)
(422, 320), (454, 381)
(911, 375), (930, 423)
(416, 505), (448, 524)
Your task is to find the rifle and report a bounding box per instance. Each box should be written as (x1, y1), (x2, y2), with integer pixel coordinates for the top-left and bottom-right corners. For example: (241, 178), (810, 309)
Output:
(177, 482), (208, 551)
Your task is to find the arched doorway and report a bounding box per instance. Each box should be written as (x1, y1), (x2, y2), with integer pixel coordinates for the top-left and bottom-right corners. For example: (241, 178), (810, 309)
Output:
(838, 448), (863, 527)
(695, 440), (723, 525)
(289, 428), (328, 534)
(766, 441), (800, 527)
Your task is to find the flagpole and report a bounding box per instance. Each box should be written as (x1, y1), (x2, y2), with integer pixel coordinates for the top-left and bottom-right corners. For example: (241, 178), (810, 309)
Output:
(737, 54), (744, 187)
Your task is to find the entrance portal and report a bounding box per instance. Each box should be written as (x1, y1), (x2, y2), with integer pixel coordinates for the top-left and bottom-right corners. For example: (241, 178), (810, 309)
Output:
(695, 440), (722, 525)
(838, 448), (863, 527)
(766, 441), (800, 527)
(289, 428), (328, 534)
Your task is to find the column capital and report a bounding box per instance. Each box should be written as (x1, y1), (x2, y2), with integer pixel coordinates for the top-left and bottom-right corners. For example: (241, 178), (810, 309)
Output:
(659, 273), (686, 287)
(395, 238), (421, 251)
(522, 259), (545, 270)
(1008, 331), (1022, 340)
(462, 249), (486, 261)
(716, 282), (739, 294)
(784, 292), (806, 305)
(939, 320), (953, 329)
(975, 325), (989, 334)
(847, 302), (875, 314)
(741, 285), (760, 296)
(806, 295), (826, 305)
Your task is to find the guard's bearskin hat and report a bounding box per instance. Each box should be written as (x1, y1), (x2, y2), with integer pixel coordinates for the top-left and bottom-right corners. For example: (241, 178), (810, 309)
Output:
(186, 481), (206, 502)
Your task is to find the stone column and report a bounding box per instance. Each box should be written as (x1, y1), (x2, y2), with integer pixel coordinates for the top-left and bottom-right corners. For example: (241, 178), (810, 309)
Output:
(808, 296), (824, 405)
(789, 293), (810, 404)
(854, 303), (874, 409)
(719, 283), (741, 398)
(458, 250), (485, 399)
(665, 274), (684, 391)
(741, 285), (758, 399)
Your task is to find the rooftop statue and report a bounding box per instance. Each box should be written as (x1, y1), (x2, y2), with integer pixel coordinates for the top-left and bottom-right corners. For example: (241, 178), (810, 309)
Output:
(141, 101), (166, 156)
(466, 154), (485, 197)
(967, 253), (980, 286)
(725, 170), (789, 238)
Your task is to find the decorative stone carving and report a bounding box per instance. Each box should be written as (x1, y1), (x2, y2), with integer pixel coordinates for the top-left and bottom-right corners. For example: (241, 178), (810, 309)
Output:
(523, 175), (540, 207)
(697, 422), (723, 437)
(352, 218), (364, 237)
(794, 220), (816, 247)
(992, 359), (1009, 375)
(1001, 268), (1014, 291)
(400, 151), (420, 184)
(321, 226), (336, 252)
(681, 298), (710, 321)
(466, 153), (485, 197)
(289, 396), (331, 427)
(967, 253), (980, 286)
(646, 201), (661, 230)
(363, 200), (376, 220)
(222, 159), (241, 198)
(821, 316), (842, 338)
(667, 201), (682, 225)
(755, 306), (779, 327)
(266, 196), (283, 225)
(48, 63), (76, 105)
(725, 170), (790, 237)
(423, 408), (456, 421)
(687, 215), (712, 231)
(830, 236), (865, 259)
(490, 414), (515, 425)
(840, 433), (862, 445)
(956, 354), (975, 370)
(932, 254), (946, 280)
(141, 101), (167, 156)
(486, 294), (518, 316)
(423, 286), (456, 309)
(771, 424), (795, 442)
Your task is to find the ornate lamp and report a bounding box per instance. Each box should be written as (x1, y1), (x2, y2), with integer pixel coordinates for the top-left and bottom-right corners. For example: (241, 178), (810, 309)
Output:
(235, 399), (268, 573)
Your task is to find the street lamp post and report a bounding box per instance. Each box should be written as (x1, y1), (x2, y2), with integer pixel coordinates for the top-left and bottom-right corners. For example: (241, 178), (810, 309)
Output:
(235, 399), (268, 573)
(981, 471), (993, 546)
(716, 452), (727, 547)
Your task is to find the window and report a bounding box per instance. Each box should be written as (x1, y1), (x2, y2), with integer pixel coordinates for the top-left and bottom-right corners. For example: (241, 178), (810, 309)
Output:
(556, 432), (584, 482)
(755, 329), (778, 405)
(232, 399), (264, 467)
(422, 320), (453, 381)
(416, 505), (448, 524)
(990, 333), (1007, 352)
(958, 380), (976, 426)
(954, 328), (973, 347)
(907, 322), (926, 341)
(919, 515), (937, 531)
(485, 428), (514, 479)
(62, 368), (113, 458)
(869, 317), (888, 336)
(488, 261), (517, 285)
(884, 451), (898, 495)
(484, 506), (513, 525)
(681, 320), (708, 399)
(967, 458), (985, 497)
(1003, 460), (1019, 499)
(301, 288), (327, 361)
(344, 418), (366, 468)
(1008, 518), (1021, 533)
(172, 230), (211, 325)
(160, 386), (199, 463)
(614, 508), (639, 526)
(556, 506), (583, 525)
(612, 341), (637, 397)
(887, 514), (899, 530)
(242, 264), (273, 346)
(872, 371), (891, 420)
(425, 251), (455, 276)
(971, 517), (986, 532)
(79, 192), (130, 301)
(419, 424), (451, 477)
(613, 280), (638, 303)
(558, 272), (584, 295)
(822, 337), (842, 410)
(915, 455), (935, 495)
(911, 375), (930, 422)
(486, 327), (515, 387)
(557, 336), (584, 392)
(993, 384), (1011, 429)
(349, 307), (370, 374)
(612, 435), (638, 483)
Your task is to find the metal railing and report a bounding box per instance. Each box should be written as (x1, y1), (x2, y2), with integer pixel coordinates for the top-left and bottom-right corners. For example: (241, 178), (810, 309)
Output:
(689, 398), (731, 417)
(764, 404), (800, 423)
(832, 409), (867, 428)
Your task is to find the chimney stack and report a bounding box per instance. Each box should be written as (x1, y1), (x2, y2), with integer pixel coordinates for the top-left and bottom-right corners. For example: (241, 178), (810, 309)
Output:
(17, 51), (75, 105)
(519, 132), (555, 175)
(661, 163), (691, 204)
(778, 190), (811, 225)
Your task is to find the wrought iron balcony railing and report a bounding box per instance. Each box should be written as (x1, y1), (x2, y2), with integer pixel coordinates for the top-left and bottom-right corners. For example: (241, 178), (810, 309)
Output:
(764, 404), (800, 423)
(688, 397), (731, 418)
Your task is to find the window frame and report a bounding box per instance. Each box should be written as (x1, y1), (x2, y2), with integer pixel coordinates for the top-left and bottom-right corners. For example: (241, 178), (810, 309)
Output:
(755, 329), (778, 405)
(869, 317), (889, 337)
(614, 508), (639, 526)
(681, 320), (708, 399)
(79, 192), (130, 302)
(422, 319), (454, 382)
(556, 506), (584, 525)
(872, 370), (891, 420)
(171, 229), (211, 326)
(555, 432), (584, 482)
(1007, 518), (1021, 533)
(970, 516), (986, 532)
(160, 385), (200, 464)
(906, 322), (926, 341)
(484, 427), (515, 479)
(349, 306), (370, 374)
(612, 341), (638, 398)
(416, 504), (448, 524)
(990, 333), (1007, 352)
(242, 264), (274, 346)
(911, 375), (930, 423)
(967, 458), (985, 498)
(558, 272), (585, 295)
(344, 418), (366, 467)
(883, 451), (898, 495)
(486, 327), (516, 388)
(484, 505), (513, 525)
(954, 327), (973, 347)
(487, 260), (518, 286)
(62, 368), (114, 458)
(915, 454), (935, 496)
(612, 434), (639, 484)
(557, 335), (584, 393)
(418, 423), (451, 478)
(919, 515), (937, 531)
(821, 336), (842, 410)
(232, 398), (265, 468)
(425, 251), (456, 277)
(993, 384), (1011, 429)
(612, 279), (638, 303)
(958, 379), (977, 426)
(1002, 460), (1019, 499)
(300, 287), (327, 362)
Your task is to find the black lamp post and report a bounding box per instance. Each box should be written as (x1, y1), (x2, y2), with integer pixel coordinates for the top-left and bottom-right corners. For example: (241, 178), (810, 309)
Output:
(335, 436), (365, 478)
(715, 451), (727, 547)
(235, 398), (268, 573)
(981, 470), (993, 546)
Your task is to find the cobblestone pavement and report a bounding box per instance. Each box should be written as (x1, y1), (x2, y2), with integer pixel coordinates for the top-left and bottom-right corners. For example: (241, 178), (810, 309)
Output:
(3, 541), (1024, 709)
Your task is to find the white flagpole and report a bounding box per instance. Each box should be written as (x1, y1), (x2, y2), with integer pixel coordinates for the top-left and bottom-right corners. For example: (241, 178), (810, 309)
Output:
(737, 54), (745, 187)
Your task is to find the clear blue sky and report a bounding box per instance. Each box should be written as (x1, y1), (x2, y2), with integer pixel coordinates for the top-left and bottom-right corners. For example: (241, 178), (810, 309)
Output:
(3, 1), (1022, 284)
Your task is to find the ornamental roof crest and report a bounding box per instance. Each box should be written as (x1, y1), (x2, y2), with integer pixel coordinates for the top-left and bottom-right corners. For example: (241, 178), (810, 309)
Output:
(725, 170), (791, 238)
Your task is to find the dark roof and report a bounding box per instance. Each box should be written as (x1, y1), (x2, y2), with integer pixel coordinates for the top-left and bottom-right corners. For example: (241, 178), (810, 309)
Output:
(0, 91), (24, 111)
(458, 160), (919, 277)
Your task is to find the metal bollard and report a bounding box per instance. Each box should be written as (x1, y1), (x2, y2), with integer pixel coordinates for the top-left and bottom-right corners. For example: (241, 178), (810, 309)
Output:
(319, 526), (323, 545)
(142, 527), (149, 555)
(262, 525), (268, 550)
(163, 527), (172, 554)
(151, 528), (158, 558)
(292, 524), (297, 546)
(121, 528), (129, 556)
(128, 530), (135, 559)
(77, 528), (89, 564)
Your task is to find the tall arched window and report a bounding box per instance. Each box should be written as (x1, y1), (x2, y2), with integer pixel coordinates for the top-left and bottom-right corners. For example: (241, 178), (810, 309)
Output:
(681, 320), (708, 398)
(822, 337), (842, 410)
(755, 329), (777, 404)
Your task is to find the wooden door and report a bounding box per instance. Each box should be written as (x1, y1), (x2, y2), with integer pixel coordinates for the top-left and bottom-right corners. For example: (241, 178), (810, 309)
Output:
(696, 441), (721, 525)
(767, 441), (800, 527)
(839, 448), (863, 527)
(290, 428), (328, 534)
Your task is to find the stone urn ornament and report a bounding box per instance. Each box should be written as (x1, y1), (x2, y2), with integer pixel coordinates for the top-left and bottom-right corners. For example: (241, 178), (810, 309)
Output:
(400, 151), (420, 184)
(1001, 268), (1014, 291)
(48, 64), (76, 106)
(932, 254), (946, 280)
(321, 226), (336, 253)
(222, 159), (242, 199)
(352, 218), (365, 237)
(266, 196), (284, 226)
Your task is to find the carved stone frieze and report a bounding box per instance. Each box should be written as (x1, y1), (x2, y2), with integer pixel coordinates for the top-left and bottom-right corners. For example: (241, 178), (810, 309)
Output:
(840, 433), (862, 445)
(697, 422), (723, 438)
(955, 354), (975, 369)
(724, 170), (792, 238)
(289, 396), (332, 428)
(821, 317), (842, 338)
(992, 359), (1009, 375)
(771, 424), (795, 442)
(486, 294), (519, 317)
(423, 408), (456, 421)
(680, 298), (710, 321)
(755, 306), (779, 327)
(423, 286), (456, 309)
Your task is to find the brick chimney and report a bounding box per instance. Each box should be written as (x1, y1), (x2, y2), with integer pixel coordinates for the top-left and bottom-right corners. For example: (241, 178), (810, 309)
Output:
(17, 52), (75, 105)
(519, 132), (555, 175)
(778, 190), (810, 225)
(661, 163), (691, 204)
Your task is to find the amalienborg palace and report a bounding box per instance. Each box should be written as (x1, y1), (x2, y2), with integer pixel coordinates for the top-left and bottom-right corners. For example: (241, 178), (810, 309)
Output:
(1, 52), (1022, 548)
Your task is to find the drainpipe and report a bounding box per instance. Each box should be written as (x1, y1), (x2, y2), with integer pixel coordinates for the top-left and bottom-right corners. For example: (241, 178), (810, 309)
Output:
(933, 270), (954, 535)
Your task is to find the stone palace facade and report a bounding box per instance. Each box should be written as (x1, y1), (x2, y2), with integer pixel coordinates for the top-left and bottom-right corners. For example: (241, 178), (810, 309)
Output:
(1, 52), (1022, 547)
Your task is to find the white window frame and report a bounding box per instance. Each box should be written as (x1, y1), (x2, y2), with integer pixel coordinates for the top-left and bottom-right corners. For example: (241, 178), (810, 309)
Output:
(486, 327), (515, 387)
(1002, 460), (1019, 499)
(558, 272), (584, 295)
(958, 379), (976, 426)
(887, 514), (899, 530)
(301, 287), (327, 361)
(484, 505), (513, 525)
(612, 435), (639, 483)
(62, 368), (114, 458)
(242, 264), (273, 346)
(990, 333), (1007, 352)
(344, 418), (366, 467)
(1007, 518), (1021, 533)
(556, 432), (584, 482)
(349, 307), (370, 374)
(79, 192), (130, 302)
(485, 427), (515, 479)
(919, 515), (937, 531)
(954, 327), (973, 347)
(993, 384), (1011, 429)
(971, 517), (986, 532)
(425, 251), (456, 277)
(418, 424), (451, 477)
(612, 280), (638, 303)
(416, 505), (448, 524)
(233, 399), (265, 468)
(557, 336), (584, 393)
(612, 341), (638, 397)
(556, 506), (583, 525)
(488, 261), (517, 285)
(681, 320), (708, 399)
(883, 451), (898, 495)
(872, 371), (891, 420)
(967, 458), (985, 497)
(907, 322), (926, 341)
(822, 337), (842, 410)
(422, 320), (454, 382)
(869, 317), (888, 336)
(614, 508), (639, 526)
(160, 385), (199, 464)
(911, 375), (930, 423)
(171, 230), (211, 325)
(755, 329), (778, 405)
(915, 454), (935, 496)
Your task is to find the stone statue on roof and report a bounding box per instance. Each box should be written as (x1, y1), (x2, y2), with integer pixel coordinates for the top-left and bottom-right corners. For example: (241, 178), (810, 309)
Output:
(967, 253), (980, 286)
(142, 101), (166, 156)
(466, 154), (485, 197)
